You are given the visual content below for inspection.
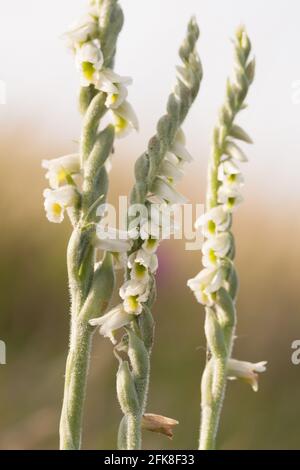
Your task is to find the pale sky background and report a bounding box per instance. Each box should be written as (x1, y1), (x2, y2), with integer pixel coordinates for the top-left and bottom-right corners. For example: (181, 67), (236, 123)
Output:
(1, 0), (300, 206)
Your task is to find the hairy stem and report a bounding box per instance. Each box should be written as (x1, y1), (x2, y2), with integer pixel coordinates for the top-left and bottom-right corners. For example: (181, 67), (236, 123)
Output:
(59, 320), (93, 450)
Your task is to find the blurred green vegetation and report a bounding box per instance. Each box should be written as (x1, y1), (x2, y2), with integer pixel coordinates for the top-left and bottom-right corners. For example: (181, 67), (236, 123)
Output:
(1, 124), (300, 450)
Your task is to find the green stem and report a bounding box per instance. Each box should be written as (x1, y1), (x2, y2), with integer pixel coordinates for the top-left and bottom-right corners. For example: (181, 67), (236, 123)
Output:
(126, 413), (142, 450)
(59, 320), (93, 450)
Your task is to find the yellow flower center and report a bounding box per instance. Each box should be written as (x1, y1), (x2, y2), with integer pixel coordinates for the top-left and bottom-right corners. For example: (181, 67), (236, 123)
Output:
(57, 168), (67, 184)
(110, 93), (118, 104)
(115, 116), (127, 134)
(127, 295), (139, 312)
(228, 174), (237, 183)
(207, 220), (216, 234)
(135, 263), (147, 279)
(208, 249), (217, 264)
(52, 203), (62, 217)
(146, 238), (157, 250)
(228, 197), (236, 208)
(82, 61), (95, 80)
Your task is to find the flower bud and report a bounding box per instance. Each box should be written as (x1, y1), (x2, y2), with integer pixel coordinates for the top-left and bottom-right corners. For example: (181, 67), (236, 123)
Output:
(116, 361), (139, 416)
(204, 308), (227, 358)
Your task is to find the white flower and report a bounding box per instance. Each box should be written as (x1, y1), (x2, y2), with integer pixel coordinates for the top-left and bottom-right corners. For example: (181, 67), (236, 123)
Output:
(227, 359), (267, 392)
(76, 39), (104, 86)
(159, 159), (184, 184)
(95, 226), (133, 252)
(225, 141), (248, 162)
(218, 185), (243, 212)
(218, 160), (244, 187)
(89, 304), (133, 344)
(43, 186), (78, 223)
(202, 233), (231, 267)
(112, 101), (139, 138)
(142, 237), (160, 254)
(128, 249), (158, 282)
(164, 151), (185, 169)
(175, 128), (186, 145)
(195, 206), (231, 237)
(120, 280), (150, 315)
(64, 9), (98, 50)
(170, 130), (193, 163)
(95, 68), (132, 109)
(42, 154), (80, 189)
(151, 177), (188, 205)
(187, 267), (226, 306)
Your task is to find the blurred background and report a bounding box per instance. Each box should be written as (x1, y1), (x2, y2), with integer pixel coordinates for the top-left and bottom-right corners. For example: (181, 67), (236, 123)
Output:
(0, 0), (300, 450)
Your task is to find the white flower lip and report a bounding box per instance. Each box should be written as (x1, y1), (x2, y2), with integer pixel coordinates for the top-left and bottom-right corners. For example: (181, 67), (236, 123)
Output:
(195, 206), (231, 236)
(43, 186), (77, 224)
(227, 359), (268, 392)
(64, 11), (98, 48)
(95, 226), (133, 253)
(42, 154), (80, 189)
(128, 249), (158, 282)
(217, 185), (243, 212)
(171, 141), (193, 163)
(112, 101), (139, 138)
(119, 279), (150, 315)
(187, 266), (226, 306)
(202, 233), (231, 267)
(76, 39), (104, 86)
(151, 177), (188, 205)
(95, 69), (133, 109)
(89, 304), (133, 344)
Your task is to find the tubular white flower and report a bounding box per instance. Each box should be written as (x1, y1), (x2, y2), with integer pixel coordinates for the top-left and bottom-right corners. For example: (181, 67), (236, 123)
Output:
(218, 160), (244, 187)
(95, 226), (133, 253)
(43, 186), (78, 224)
(171, 141), (193, 163)
(112, 100), (139, 138)
(164, 151), (185, 170)
(42, 154), (80, 189)
(128, 249), (158, 282)
(151, 177), (188, 205)
(195, 206), (231, 237)
(95, 68), (132, 109)
(227, 359), (267, 392)
(225, 141), (248, 162)
(76, 39), (104, 86)
(170, 130), (193, 163)
(218, 185), (243, 212)
(202, 233), (231, 267)
(89, 305), (134, 345)
(159, 159), (184, 184)
(187, 267), (226, 307)
(120, 280), (150, 315)
(64, 9), (98, 50)
(142, 237), (160, 254)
